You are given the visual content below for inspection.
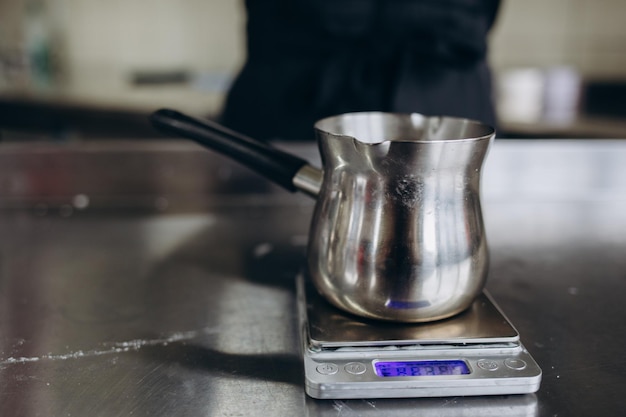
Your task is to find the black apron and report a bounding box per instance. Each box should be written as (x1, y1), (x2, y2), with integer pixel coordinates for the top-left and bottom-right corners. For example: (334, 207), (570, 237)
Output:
(221, 0), (500, 140)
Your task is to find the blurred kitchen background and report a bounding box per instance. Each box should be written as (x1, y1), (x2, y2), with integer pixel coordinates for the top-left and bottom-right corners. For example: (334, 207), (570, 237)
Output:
(1, 0), (625, 140)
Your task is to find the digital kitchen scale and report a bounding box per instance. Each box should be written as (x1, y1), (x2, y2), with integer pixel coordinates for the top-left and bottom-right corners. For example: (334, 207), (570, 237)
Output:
(296, 274), (542, 399)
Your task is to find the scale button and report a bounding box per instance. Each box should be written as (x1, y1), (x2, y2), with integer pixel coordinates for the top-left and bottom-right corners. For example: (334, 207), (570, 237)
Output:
(476, 359), (499, 371)
(504, 358), (527, 370)
(344, 362), (367, 375)
(316, 363), (339, 375)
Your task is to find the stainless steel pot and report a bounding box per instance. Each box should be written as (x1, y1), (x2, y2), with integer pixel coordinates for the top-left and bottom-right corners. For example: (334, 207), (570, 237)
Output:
(150, 110), (495, 322)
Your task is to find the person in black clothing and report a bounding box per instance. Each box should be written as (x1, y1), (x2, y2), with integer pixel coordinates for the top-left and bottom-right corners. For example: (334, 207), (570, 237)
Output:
(220, 0), (501, 141)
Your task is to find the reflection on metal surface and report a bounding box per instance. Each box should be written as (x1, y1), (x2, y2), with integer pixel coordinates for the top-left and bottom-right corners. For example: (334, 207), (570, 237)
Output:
(0, 209), (308, 417)
(305, 278), (518, 348)
(0, 141), (311, 211)
(305, 394), (538, 417)
(1, 140), (626, 415)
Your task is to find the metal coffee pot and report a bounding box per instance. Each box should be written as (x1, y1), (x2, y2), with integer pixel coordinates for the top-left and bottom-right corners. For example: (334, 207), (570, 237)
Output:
(150, 110), (495, 322)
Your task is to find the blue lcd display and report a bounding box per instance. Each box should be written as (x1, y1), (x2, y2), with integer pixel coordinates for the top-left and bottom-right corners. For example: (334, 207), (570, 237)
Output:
(375, 360), (470, 377)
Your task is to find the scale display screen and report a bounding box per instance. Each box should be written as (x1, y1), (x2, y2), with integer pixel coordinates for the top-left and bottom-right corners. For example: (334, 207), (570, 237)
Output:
(375, 360), (470, 377)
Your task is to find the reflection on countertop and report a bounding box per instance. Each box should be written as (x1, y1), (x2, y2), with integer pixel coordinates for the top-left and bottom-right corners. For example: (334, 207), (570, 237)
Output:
(1, 140), (626, 416)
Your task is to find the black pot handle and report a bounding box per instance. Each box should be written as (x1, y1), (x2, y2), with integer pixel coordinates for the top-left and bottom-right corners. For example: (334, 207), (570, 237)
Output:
(150, 108), (309, 192)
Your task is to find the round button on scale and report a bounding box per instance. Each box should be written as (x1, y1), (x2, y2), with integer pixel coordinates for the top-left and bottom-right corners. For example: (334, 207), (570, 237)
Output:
(344, 362), (367, 375)
(476, 359), (499, 371)
(316, 363), (339, 375)
(504, 358), (527, 370)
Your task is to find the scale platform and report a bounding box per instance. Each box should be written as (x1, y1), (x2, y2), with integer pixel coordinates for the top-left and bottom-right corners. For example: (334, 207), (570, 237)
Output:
(297, 274), (542, 399)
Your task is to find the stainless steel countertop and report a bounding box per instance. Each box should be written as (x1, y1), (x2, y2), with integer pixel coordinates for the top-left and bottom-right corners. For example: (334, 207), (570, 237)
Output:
(1, 139), (625, 416)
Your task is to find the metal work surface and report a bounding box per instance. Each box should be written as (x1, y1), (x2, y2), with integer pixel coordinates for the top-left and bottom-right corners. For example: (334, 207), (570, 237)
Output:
(1, 139), (625, 416)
